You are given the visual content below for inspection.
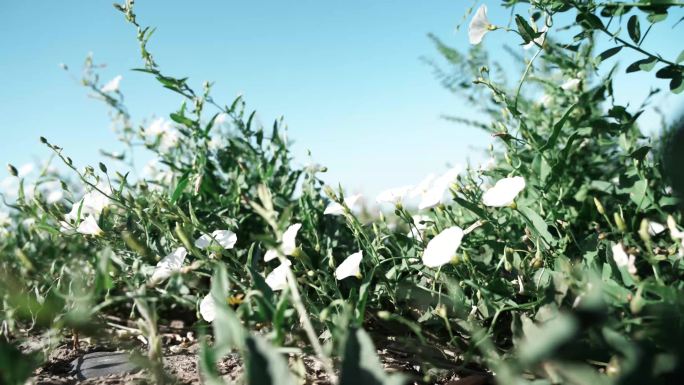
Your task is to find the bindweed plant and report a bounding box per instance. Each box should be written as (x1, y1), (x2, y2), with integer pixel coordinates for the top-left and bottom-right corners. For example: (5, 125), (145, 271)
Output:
(1, 0), (684, 384)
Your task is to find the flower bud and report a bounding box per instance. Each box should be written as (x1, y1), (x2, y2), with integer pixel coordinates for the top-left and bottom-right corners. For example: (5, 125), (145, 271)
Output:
(377, 311), (391, 320)
(638, 219), (651, 243)
(613, 212), (627, 232)
(593, 197), (605, 215)
(6, 164), (17, 177)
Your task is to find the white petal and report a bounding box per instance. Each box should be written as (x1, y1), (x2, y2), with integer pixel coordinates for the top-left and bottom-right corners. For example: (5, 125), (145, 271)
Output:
(561, 78), (580, 91)
(46, 189), (64, 204)
(212, 230), (237, 249)
(281, 223), (301, 255)
(265, 260), (292, 291)
(648, 221), (666, 236)
(101, 75), (122, 93)
(17, 163), (35, 178)
(324, 194), (362, 215)
(376, 186), (413, 205)
(611, 243), (629, 267)
(410, 173), (437, 198)
(422, 226), (464, 268)
(263, 249), (279, 262)
(199, 294), (217, 322)
(76, 215), (102, 236)
(335, 251), (363, 280)
(418, 166), (462, 210)
(194, 234), (213, 249)
(150, 247), (188, 284)
(482, 176), (526, 207)
(468, 5), (491, 45)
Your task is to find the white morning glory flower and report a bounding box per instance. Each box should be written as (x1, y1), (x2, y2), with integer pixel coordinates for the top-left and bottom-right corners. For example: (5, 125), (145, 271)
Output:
(612, 242), (636, 275)
(265, 260), (292, 291)
(561, 78), (581, 91)
(376, 186), (414, 206)
(324, 194), (362, 216)
(647, 221), (666, 236)
(418, 166), (462, 210)
(17, 163), (35, 178)
(76, 215), (102, 236)
(150, 247), (188, 284)
(482, 176), (526, 207)
(101, 75), (122, 93)
(335, 251), (363, 280)
(199, 294), (217, 322)
(195, 230), (238, 250)
(468, 5), (491, 45)
(264, 223), (302, 262)
(422, 226), (465, 268)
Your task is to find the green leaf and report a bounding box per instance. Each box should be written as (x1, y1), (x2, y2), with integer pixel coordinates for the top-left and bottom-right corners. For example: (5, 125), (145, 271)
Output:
(245, 335), (297, 385)
(626, 57), (658, 73)
(676, 50), (684, 64)
(198, 337), (228, 385)
(671, 73), (684, 94)
(170, 174), (189, 204)
(629, 145), (651, 161)
(627, 15), (641, 44)
(576, 12), (605, 30)
(518, 206), (556, 246)
(597, 46), (623, 63)
(340, 328), (406, 385)
(518, 313), (579, 365)
(211, 265), (246, 356)
(515, 15), (538, 44)
(540, 103), (577, 151)
(0, 340), (41, 385)
(656, 65), (680, 79)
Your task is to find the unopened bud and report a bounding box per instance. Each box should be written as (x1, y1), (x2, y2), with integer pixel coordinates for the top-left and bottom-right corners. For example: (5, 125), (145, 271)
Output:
(593, 197), (605, 215)
(377, 311), (391, 320)
(614, 211), (627, 232)
(7, 164), (18, 177)
(638, 219), (651, 243)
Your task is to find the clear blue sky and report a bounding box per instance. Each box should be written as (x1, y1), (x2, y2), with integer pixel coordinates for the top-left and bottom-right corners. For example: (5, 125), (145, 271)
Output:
(1, 1), (682, 197)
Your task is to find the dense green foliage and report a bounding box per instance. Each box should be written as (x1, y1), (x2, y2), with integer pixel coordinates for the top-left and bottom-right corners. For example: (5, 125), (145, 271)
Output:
(1, 1), (684, 384)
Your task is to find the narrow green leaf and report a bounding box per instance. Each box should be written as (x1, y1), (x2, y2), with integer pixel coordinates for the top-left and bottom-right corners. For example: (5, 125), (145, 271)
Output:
(340, 328), (406, 385)
(515, 15), (537, 44)
(597, 46), (623, 63)
(170, 174), (189, 204)
(245, 335), (297, 385)
(627, 15), (641, 44)
(540, 103), (577, 151)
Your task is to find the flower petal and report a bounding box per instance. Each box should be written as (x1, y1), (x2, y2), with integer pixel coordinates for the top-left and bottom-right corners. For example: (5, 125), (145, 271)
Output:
(281, 223), (302, 255)
(150, 247), (188, 284)
(199, 294), (217, 322)
(468, 5), (490, 45)
(482, 176), (525, 207)
(265, 260), (292, 291)
(335, 251), (363, 280)
(422, 226), (464, 268)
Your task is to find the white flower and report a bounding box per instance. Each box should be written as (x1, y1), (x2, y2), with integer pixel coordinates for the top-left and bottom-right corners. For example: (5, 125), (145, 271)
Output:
(611, 243), (636, 275)
(213, 113), (229, 127)
(199, 294), (217, 322)
(281, 223), (301, 255)
(523, 26), (547, 49)
(264, 223), (302, 262)
(76, 215), (103, 236)
(561, 78), (581, 91)
(46, 188), (64, 204)
(324, 194), (362, 216)
(468, 5), (491, 45)
(150, 247), (188, 284)
(335, 251), (363, 280)
(648, 221), (666, 236)
(265, 260), (292, 291)
(422, 226), (464, 268)
(482, 176), (525, 207)
(376, 186), (413, 206)
(195, 230), (238, 250)
(410, 173), (437, 199)
(538, 94), (553, 108)
(64, 185), (112, 224)
(418, 166), (462, 210)
(101, 75), (122, 93)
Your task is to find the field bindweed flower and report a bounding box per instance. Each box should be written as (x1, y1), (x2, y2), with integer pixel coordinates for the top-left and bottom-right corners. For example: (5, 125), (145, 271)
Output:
(376, 186), (413, 206)
(195, 230), (238, 250)
(335, 251), (363, 280)
(264, 223), (302, 262)
(422, 226), (464, 268)
(648, 221), (666, 236)
(100, 75), (122, 93)
(324, 194), (362, 216)
(482, 176), (525, 207)
(76, 215), (103, 236)
(265, 260), (292, 291)
(199, 294), (216, 322)
(468, 5), (491, 45)
(561, 78), (581, 91)
(150, 247), (188, 284)
(418, 166), (462, 210)
(612, 243), (637, 275)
